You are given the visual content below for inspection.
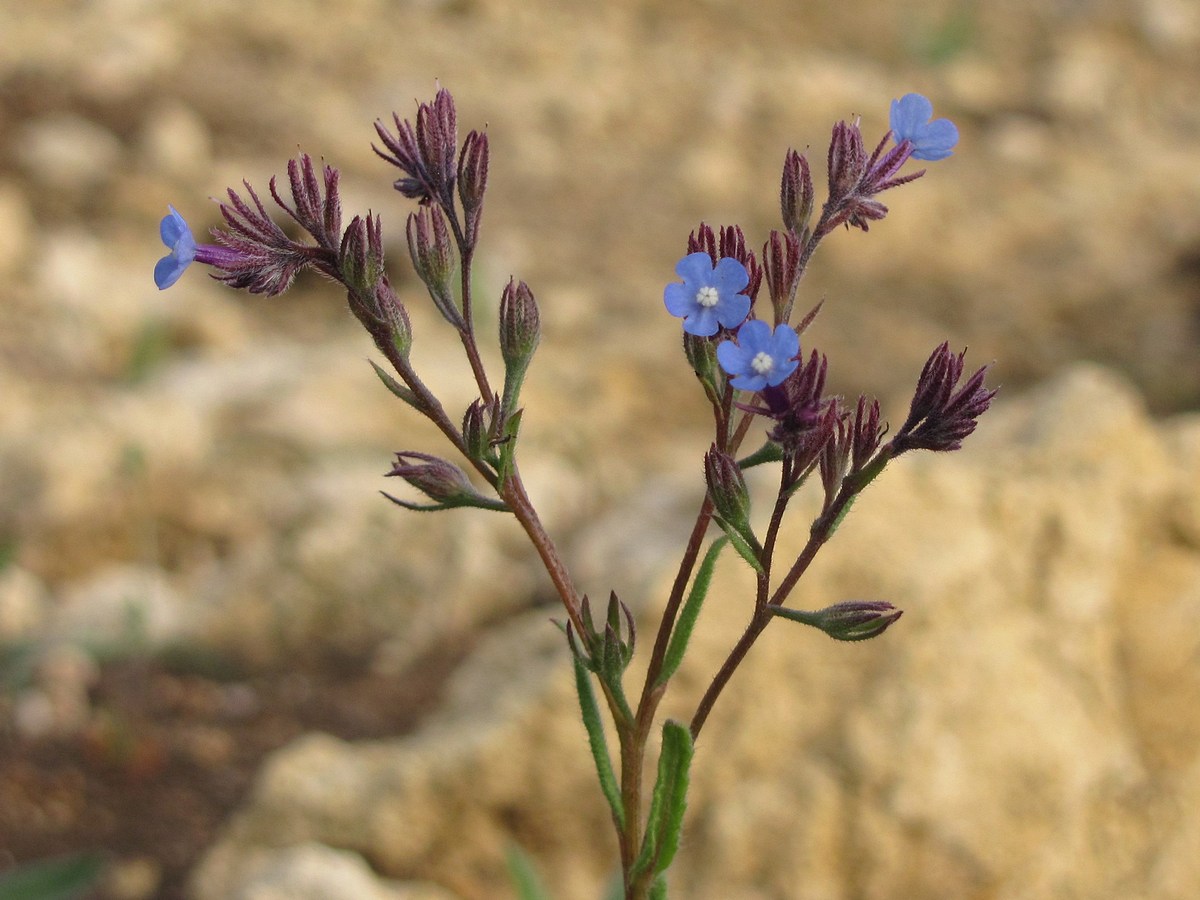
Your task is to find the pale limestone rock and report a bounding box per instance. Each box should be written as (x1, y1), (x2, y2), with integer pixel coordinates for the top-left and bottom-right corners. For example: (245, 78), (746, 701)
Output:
(216, 842), (454, 900)
(14, 114), (124, 189)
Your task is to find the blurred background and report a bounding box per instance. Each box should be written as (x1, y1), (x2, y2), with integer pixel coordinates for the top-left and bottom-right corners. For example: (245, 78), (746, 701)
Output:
(2, 0), (1200, 897)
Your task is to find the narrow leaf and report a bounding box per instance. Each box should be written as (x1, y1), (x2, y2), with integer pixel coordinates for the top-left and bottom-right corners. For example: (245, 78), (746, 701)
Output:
(713, 516), (764, 575)
(504, 844), (551, 900)
(649, 874), (669, 900)
(368, 359), (423, 411)
(656, 538), (728, 687)
(632, 720), (694, 878)
(573, 656), (625, 828)
(737, 441), (784, 469)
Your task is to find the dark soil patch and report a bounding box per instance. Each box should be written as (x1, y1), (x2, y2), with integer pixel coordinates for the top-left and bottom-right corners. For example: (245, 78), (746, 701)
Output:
(0, 637), (471, 899)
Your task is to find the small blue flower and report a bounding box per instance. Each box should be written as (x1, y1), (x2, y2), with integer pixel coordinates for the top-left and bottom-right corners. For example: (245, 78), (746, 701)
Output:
(717, 319), (800, 391)
(664, 252), (751, 337)
(155, 205), (198, 289)
(889, 94), (959, 162)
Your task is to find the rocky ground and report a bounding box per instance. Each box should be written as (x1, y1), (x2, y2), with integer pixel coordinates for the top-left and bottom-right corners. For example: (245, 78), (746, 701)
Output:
(2, 0), (1200, 897)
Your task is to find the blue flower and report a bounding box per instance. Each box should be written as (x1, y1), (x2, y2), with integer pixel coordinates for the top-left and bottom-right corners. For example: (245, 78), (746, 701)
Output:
(154, 206), (198, 289)
(889, 94), (958, 162)
(664, 252), (751, 337)
(717, 319), (800, 391)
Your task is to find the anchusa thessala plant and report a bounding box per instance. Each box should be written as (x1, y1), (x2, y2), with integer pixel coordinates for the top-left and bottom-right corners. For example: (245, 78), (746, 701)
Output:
(156, 88), (992, 899)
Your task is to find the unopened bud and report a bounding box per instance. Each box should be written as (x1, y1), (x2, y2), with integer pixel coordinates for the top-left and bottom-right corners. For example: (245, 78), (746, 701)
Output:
(462, 398), (495, 462)
(499, 278), (541, 367)
(375, 280), (412, 359)
(384, 451), (505, 511)
(704, 446), (751, 535)
(458, 130), (489, 249)
(780, 149), (814, 238)
(459, 129), (489, 214)
(406, 207), (462, 328)
(770, 599), (902, 642)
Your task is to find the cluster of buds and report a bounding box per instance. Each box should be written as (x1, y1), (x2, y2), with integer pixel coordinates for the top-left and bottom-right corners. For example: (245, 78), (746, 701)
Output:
(565, 592), (637, 680)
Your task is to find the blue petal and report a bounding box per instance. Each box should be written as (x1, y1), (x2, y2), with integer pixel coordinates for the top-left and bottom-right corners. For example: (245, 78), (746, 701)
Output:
(911, 119), (959, 161)
(735, 319), (772, 352)
(155, 205), (199, 289)
(711, 256), (750, 294)
(729, 372), (767, 392)
(675, 252), (714, 284)
(664, 282), (694, 318)
(717, 338), (752, 374)
(713, 292), (751, 330)
(160, 206), (191, 248)
(890, 94), (933, 139)
(770, 323), (800, 360)
(154, 253), (189, 289)
(682, 308), (719, 337)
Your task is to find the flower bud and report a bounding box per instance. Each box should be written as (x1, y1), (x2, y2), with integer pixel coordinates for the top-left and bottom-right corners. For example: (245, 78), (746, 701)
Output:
(770, 600), (902, 641)
(704, 446), (751, 535)
(780, 149), (814, 238)
(375, 280), (412, 359)
(406, 207), (462, 329)
(384, 451), (506, 512)
(763, 229), (800, 325)
(339, 213), (385, 296)
(499, 278), (541, 368)
(458, 129), (489, 249)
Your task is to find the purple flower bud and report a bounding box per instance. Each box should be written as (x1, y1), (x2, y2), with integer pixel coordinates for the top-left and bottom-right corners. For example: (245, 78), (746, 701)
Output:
(770, 599), (902, 641)
(274, 154), (342, 251)
(383, 451), (505, 512)
(780, 149), (814, 237)
(893, 342), (996, 454)
(374, 89), (459, 209)
(462, 398), (494, 462)
(406, 206), (462, 328)
(499, 278), (541, 368)
(338, 213), (385, 296)
(762, 229), (801, 325)
(704, 446), (751, 534)
(458, 129), (489, 248)
(373, 280), (412, 360)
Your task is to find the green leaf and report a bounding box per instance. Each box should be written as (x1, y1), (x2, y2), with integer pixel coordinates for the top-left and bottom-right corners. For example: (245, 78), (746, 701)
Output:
(656, 538), (727, 687)
(737, 441), (784, 469)
(713, 516), (764, 575)
(572, 656), (625, 829)
(368, 360), (423, 411)
(649, 874), (668, 900)
(0, 853), (105, 900)
(504, 844), (552, 900)
(632, 720), (694, 879)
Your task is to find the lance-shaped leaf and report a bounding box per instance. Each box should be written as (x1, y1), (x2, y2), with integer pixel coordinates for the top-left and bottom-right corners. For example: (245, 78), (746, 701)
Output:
(572, 655), (625, 829)
(633, 720), (694, 880)
(656, 537), (728, 687)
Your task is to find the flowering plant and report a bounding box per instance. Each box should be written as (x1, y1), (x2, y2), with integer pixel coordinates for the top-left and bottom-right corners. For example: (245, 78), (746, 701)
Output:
(157, 87), (989, 898)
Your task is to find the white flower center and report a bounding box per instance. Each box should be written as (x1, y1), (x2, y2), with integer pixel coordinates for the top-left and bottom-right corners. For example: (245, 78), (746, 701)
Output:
(695, 285), (720, 308)
(750, 351), (775, 375)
